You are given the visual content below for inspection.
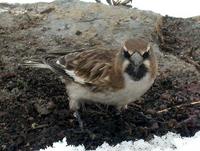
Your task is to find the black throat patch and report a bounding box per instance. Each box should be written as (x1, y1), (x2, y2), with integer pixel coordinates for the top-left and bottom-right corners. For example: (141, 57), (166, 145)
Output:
(125, 63), (148, 81)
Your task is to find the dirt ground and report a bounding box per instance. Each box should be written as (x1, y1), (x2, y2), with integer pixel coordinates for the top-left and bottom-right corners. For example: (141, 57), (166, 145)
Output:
(0, 4), (200, 151)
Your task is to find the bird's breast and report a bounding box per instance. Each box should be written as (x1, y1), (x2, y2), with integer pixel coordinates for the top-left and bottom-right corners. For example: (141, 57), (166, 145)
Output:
(123, 72), (154, 101)
(66, 72), (154, 107)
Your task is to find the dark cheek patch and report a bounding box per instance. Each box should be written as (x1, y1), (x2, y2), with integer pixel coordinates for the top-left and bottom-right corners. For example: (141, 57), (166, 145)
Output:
(125, 63), (148, 81)
(142, 52), (149, 59)
(123, 50), (131, 59)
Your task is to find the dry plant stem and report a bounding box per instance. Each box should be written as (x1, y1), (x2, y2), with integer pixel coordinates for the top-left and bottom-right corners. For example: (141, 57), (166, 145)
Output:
(157, 100), (200, 113)
(32, 124), (48, 130)
(181, 56), (200, 71)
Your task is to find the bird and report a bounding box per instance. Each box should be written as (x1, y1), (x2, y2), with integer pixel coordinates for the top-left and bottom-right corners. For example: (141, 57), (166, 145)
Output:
(24, 38), (157, 127)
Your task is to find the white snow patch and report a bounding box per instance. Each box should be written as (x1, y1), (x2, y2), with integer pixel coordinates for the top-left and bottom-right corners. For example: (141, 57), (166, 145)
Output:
(40, 131), (200, 151)
(40, 138), (85, 151)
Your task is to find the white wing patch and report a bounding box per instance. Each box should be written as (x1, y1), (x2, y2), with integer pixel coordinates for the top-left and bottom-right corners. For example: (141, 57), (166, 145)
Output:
(56, 60), (66, 68)
(64, 69), (86, 84)
(56, 60), (86, 84)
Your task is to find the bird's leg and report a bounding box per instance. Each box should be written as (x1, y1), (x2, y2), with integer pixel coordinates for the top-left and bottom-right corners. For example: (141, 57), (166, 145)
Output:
(73, 111), (83, 130)
(116, 104), (128, 115)
(117, 104), (128, 111)
(122, 104), (128, 110)
(81, 102), (86, 112)
(69, 99), (84, 129)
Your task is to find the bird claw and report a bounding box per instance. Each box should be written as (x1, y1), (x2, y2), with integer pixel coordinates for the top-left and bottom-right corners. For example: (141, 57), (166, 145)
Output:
(117, 104), (128, 111)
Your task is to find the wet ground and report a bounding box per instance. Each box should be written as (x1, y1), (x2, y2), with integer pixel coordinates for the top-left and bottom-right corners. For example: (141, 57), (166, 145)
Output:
(0, 4), (200, 151)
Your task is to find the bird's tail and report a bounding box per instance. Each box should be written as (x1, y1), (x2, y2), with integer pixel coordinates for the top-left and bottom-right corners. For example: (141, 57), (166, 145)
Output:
(23, 58), (51, 69)
(22, 56), (67, 76)
(23, 56), (55, 69)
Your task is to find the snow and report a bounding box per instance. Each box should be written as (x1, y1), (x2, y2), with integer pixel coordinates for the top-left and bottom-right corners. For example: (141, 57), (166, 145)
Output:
(39, 138), (86, 151)
(40, 131), (200, 151)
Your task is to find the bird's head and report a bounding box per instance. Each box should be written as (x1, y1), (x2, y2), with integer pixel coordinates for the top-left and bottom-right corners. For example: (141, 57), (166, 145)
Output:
(121, 38), (157, 81)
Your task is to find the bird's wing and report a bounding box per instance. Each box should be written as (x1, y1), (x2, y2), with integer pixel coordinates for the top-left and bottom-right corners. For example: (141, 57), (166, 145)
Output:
(23, 48), (124, 91)
(56, 49), (116, 86)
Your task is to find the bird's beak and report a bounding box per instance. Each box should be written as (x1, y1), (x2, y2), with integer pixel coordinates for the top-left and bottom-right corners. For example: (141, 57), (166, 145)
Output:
(130, 52), (143, 67)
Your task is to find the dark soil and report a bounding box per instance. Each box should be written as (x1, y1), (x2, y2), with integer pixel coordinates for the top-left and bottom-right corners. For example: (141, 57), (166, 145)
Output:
(0, 11), (200, 151)
(158, 16), (200, 71)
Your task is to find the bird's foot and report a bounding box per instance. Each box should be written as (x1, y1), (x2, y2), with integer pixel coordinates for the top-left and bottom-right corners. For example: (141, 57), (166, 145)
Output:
(117, 104), (128, 111)
(115, 105), (128, 115)
(73, 111), (83, 130)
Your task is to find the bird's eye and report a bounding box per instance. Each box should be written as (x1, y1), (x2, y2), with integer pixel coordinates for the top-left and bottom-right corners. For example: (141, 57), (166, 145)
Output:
(142, 51), (149, 59)
(123, 50), (131, 59)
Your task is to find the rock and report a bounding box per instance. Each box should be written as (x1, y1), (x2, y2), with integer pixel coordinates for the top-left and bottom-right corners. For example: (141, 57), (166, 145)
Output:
(160, 92), (171, 100)
(34, 103), (51, 115)
(0, 0), (160, 56)
(168, 119), (177, 128)
(16, 136), (25, 145)
(146, 109), (156, 115)
(47, 101), (56, 110)
(150, 122), (159, 130)
(34, 99), (53, 115)
(0, 111), (7, 117)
